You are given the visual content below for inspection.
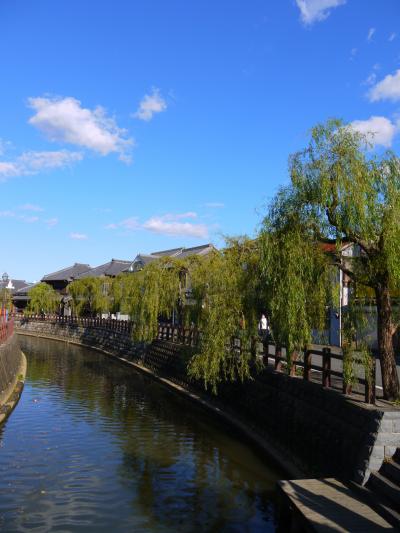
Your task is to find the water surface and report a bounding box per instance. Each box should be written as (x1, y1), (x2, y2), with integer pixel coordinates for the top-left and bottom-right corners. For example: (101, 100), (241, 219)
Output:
(0, 336), (280, 532)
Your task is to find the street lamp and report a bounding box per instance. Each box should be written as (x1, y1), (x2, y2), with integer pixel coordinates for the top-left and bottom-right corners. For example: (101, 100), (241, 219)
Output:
(1, 273), (9, 315)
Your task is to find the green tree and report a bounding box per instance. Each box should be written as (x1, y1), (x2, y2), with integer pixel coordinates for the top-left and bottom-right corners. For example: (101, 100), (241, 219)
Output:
(68, 277), (109, 317)
(188, 237), (265, 391)
(26, 283), (59, 314)
(260, 119), (400, 400)
(113, 257), (183, 342)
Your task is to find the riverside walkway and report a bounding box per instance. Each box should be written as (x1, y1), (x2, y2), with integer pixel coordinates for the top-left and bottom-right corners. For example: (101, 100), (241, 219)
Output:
(278, 478), (395, 531)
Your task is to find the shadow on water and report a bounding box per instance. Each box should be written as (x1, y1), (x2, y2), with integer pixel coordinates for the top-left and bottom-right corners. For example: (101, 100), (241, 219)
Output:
(0, 336), (282, 532)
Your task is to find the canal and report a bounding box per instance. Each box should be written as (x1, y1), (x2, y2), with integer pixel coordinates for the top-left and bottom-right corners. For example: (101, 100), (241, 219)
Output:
(0, 336), (281, 532)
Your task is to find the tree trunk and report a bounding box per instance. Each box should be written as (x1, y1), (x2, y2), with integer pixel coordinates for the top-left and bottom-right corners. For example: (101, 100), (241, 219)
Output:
(375, 284), (400, 400)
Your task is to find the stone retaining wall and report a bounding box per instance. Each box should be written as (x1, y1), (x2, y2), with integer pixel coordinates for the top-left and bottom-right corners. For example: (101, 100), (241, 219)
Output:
(0, 333), (25, 420)
(16, 319), (400, 484)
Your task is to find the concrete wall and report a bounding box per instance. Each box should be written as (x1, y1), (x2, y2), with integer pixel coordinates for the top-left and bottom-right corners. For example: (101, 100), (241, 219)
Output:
(16, 319), (400, 484)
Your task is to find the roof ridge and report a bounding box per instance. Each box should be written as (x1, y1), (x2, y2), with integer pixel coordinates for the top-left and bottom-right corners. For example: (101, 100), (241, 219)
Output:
(42, 263), (90, 279)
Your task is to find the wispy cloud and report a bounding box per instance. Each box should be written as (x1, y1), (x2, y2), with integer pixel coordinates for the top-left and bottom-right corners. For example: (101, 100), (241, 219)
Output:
(0, 150), (83, 182)
(295, 0), (346, 25)
(28, 96), (134, 162)
(19, 203), (44, 212)
(389, 32), (397, 42)
(362, 72), (377, 86)
(69, 232), (88, 240)
(0, 210), (39, 223)
(106, 212), (209, 239)
(367, 27), (376, 42)
(368, 69), (400, 102)
(45, 218), (58, 228)
(134, 88), (167, 121)
(143, 217), (208, 239)
(350, 116), (399, 148)
(204, 202), (224, 209)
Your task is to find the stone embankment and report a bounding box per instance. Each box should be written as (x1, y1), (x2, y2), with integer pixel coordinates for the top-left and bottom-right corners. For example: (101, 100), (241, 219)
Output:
(0, 333), (26, 424)
(16, 318), (400, 484)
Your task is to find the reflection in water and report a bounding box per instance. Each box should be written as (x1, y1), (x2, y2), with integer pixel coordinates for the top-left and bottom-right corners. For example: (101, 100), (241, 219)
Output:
(0, 336), (280, 532)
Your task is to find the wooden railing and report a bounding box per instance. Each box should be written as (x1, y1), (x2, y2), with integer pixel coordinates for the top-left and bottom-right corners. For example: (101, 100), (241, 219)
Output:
(18, 314), (133, 334)
(0, 317), (14, 345)
(265, 343), (376, 405)
(16, 315), (377, 404)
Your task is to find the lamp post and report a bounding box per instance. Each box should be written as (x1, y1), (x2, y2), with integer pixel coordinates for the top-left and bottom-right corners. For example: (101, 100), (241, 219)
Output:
(2, 272), (9, 316)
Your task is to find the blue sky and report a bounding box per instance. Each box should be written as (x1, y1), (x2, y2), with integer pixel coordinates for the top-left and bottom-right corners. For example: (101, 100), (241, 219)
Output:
(1, 0), (399, 281)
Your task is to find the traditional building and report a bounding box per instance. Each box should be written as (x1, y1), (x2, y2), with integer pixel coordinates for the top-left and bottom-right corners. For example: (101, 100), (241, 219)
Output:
(126, 244), (216, 273)
(73, 259), (132, 279)
(41, 263), (91, 293)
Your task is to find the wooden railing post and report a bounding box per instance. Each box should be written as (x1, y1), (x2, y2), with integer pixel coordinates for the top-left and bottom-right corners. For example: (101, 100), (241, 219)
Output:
(290, 351), (298, 377)
(303, 348), (311, 381)
(364, 355), (376, 404)
(322, 347), (331, 388)
(275, 345), (282, 372)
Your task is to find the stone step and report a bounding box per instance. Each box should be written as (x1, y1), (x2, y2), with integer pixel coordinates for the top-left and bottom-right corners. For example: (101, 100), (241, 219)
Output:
(382, 460), (400, 485)
(368, 471), (400, 508)
(348, 480), (400, 529)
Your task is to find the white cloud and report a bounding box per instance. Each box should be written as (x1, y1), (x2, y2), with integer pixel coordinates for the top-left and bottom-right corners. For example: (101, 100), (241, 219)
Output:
(204, 202), (224, 209)
(45, 218), (58, 228)
(20, 215), (39, 224)
(362, 72), (377, 86)
(389, 32), (397, 42)
(350, 116), (398, 148)
(350, 47), (357, 60)
(367, 28), (376, 41)
(0, 210), (15, 218)
(0, 139), (12, 157)
(143, 216), (208, 239)
(134, 88), (167, 121)
(120, 217), (140, 230)
(19, 203), (44, 212)
(0, 150), (82, 182)
(0, 162), (19, 180)
(368, 69), (400, 102)
(0, 209), (41, 224)
(295, 0), (346, 25)
(28, 96), (134, 161)
(70, 232), (88, 240)
(106, 212), (209, 238)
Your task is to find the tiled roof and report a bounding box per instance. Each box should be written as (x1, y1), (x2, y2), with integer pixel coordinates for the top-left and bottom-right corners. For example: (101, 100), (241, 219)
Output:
(12, 282), (38, 299)
(42, 263), (91, 282)
(74, 259), (132, 279)
(0, 279), (32, 293)
(124, 243), (216, 272)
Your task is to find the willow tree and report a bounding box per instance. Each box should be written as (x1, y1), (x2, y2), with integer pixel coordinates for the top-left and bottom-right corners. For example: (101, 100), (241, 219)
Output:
(67, 277), (109, 317)
(187, 237), (265, 392)
(113, 257), (183, 342)
(260, 119), (400, 400)
(26, 282), (59, 314)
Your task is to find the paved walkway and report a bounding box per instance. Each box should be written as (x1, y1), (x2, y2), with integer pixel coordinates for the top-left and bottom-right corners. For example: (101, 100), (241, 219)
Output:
(278, 478), (395, 531)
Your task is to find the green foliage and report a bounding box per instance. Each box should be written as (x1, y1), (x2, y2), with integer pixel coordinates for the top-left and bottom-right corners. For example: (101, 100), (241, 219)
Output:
(26, 283), (59, 314)
(259, 118), (400, 398)
(260, 198), (331, 354)
(187, 238), (264, 392)
(0, 288), (13, 312)
(68, 277), (109, 316)
(112, 258), (183, 342)
(111, 238), (265, 392)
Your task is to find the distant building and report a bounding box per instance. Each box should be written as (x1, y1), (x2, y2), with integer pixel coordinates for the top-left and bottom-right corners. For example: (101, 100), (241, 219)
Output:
(73, 259), (132, 280)
(41, 263), (91, 293)
(1, 278), (33, 312)
(126, 244), (216, 273)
